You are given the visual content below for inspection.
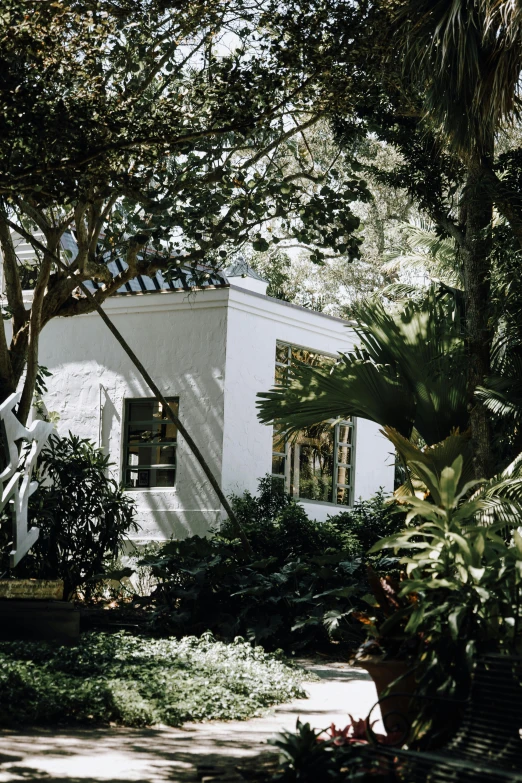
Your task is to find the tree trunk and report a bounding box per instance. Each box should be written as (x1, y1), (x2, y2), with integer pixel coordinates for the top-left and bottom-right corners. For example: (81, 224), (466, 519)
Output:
(461, 150), (494, 479)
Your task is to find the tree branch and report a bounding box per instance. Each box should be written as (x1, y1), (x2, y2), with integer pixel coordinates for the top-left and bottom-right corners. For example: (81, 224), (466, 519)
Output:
(5, 217), (251, 554)
(17, 232), (57, 424)
(0, 205), (27, 334)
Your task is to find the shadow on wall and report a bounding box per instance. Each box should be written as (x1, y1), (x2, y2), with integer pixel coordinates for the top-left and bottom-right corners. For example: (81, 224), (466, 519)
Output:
(109, 368), (226, 542)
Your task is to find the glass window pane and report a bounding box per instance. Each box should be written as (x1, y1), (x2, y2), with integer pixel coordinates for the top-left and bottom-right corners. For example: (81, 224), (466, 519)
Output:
(128, 423), (162, 444)
(292, 347), (335, 369)
(129, 401), (156, 421)
(159, 400), (179, 420)
(336, 465), (351, 486)
(273, 428), (285, 453)
(275, 364), (288, 385)
(337, 424), (353, 445)
(159, 420), (177, 440)
(295, 444), (333, 502)
(290, 425), (334, 503)
(128, 400), (178, 422)
(125, 399), (177, 488)
(151, 468), (176, 487)
(276, 343), (290, 363)
(272, 454), (286, 476)
(127, 445), (176, 466)
(337, 444), (352, 465)
(336, 485), (352, 506)
(125, 469), (150, 488)
(128, 423), (177, 444)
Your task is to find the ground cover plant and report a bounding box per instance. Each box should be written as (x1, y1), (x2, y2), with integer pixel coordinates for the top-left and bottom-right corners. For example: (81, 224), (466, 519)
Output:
(136, 479), (404, 652)
(0, 631), (309, 728)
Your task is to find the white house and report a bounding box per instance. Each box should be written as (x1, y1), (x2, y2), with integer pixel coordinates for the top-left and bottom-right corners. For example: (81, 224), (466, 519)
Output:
(28, 260), (394, 542)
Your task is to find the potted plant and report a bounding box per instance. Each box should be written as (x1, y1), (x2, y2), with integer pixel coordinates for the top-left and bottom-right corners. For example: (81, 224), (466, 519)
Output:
(351, 565), (420, 731)
(366, 433), (522, 741)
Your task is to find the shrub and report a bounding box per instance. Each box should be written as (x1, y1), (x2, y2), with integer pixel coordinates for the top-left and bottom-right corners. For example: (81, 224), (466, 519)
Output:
(138, 478), (404, 651)
(0, 433), (137, 600)
(0, 632), (309, 727)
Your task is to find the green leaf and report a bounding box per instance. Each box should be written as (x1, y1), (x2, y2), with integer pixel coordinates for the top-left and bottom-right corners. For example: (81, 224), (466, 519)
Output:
(448, 606), (467, 640)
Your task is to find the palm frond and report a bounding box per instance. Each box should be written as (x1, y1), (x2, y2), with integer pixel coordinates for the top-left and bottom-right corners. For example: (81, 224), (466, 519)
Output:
(470, 448), (522, 525)
(257, 357), (416, 438)
(383, 224), (462, 287)
(391, 0), (522, 153)
(475, 377), (522, 421)
(257, 285), (469, 447)
(380, 283), (425, 302)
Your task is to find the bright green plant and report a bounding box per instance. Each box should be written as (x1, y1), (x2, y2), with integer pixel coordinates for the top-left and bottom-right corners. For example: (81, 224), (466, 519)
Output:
(1, 433), (137, 600)
(372, 454), (522, 648)
(369, 448), (522, 740)
(268, 718), (388, 782)
(0, 632), (309, 727)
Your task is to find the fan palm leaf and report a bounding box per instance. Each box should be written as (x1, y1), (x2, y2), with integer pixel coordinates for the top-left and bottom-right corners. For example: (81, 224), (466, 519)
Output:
(382, 426), (475, 502)
(476, 323), (522, 423)
(257, 286), (468, 447)
(470, 449), (522, 526)
(257, 355), (416, 439)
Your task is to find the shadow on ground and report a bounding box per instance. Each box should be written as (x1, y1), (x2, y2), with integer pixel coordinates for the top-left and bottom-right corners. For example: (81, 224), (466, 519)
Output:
(0, 664), (379, 782)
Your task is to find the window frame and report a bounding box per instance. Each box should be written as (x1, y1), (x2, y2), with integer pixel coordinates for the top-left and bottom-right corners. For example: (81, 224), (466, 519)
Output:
(272, 340), (356, 507)
(122, 397), (179, 490)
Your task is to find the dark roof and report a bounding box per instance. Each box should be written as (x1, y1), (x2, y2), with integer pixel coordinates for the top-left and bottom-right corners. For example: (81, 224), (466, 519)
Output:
(59, 233), (229, 295)
(85, 257), (228, 295)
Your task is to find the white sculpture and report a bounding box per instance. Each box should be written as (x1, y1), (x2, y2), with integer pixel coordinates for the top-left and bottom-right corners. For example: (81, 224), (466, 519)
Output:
(0, 393), (53, 567)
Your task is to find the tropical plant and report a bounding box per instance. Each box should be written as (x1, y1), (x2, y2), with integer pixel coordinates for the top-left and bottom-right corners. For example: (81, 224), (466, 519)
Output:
(257, 285), (468, 449)
(351, 566), (419, 663)
(0, 0), (372, 426)
(476, 323), (522, 459)
(132, 480), (403, 651)
(268, 717), (389, 782)
(382, 223), (462, 289)
(369, 446), (522, 739)
(0, 433), (137, 600)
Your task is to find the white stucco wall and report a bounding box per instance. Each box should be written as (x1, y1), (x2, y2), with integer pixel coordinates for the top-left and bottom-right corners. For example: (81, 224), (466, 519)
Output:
(221, 284), (395, 522)
(36, 283), (394, 539)
(39, 290), (229, 540)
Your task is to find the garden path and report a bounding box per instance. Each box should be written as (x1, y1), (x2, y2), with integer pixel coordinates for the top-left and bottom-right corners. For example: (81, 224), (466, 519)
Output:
(0, 661), (380, 783)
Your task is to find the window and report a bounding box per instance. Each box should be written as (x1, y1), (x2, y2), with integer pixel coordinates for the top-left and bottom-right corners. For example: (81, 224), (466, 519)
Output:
(123, 399), (178, 489)
(272, 342), (355, 506)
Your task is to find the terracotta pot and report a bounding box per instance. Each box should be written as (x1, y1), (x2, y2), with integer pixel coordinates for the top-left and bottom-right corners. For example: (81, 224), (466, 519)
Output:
(359, 658), (417, 733)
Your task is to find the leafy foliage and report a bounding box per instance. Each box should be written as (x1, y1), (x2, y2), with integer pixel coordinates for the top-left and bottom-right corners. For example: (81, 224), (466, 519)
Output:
(137, 479), (404, 651)
(370, 449), (522, 740)
(0, 632), (309, 727)
(268, 718), (385, 782)
(0, 433), (137, 600)
(257, 285), (468, 447)
(0, 0), (372, 422)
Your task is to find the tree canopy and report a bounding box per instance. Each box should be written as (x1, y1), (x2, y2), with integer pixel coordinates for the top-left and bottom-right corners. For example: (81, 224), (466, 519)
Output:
(0, 0), (369, 421)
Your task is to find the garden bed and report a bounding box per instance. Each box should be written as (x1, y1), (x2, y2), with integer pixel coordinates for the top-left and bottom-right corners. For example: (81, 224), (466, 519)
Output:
(0, 631), (311, 728)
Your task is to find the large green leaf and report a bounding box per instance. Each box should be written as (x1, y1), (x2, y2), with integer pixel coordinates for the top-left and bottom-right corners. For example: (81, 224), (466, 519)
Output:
(257, 286), (469, 446)
(382, 427), (475, 500)
(257, 356), (416, 438)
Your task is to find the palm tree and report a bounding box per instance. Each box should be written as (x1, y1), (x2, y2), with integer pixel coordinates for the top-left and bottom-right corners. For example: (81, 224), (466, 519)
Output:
(383, 223), (462, 289)
(388, 0), (522, 478)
